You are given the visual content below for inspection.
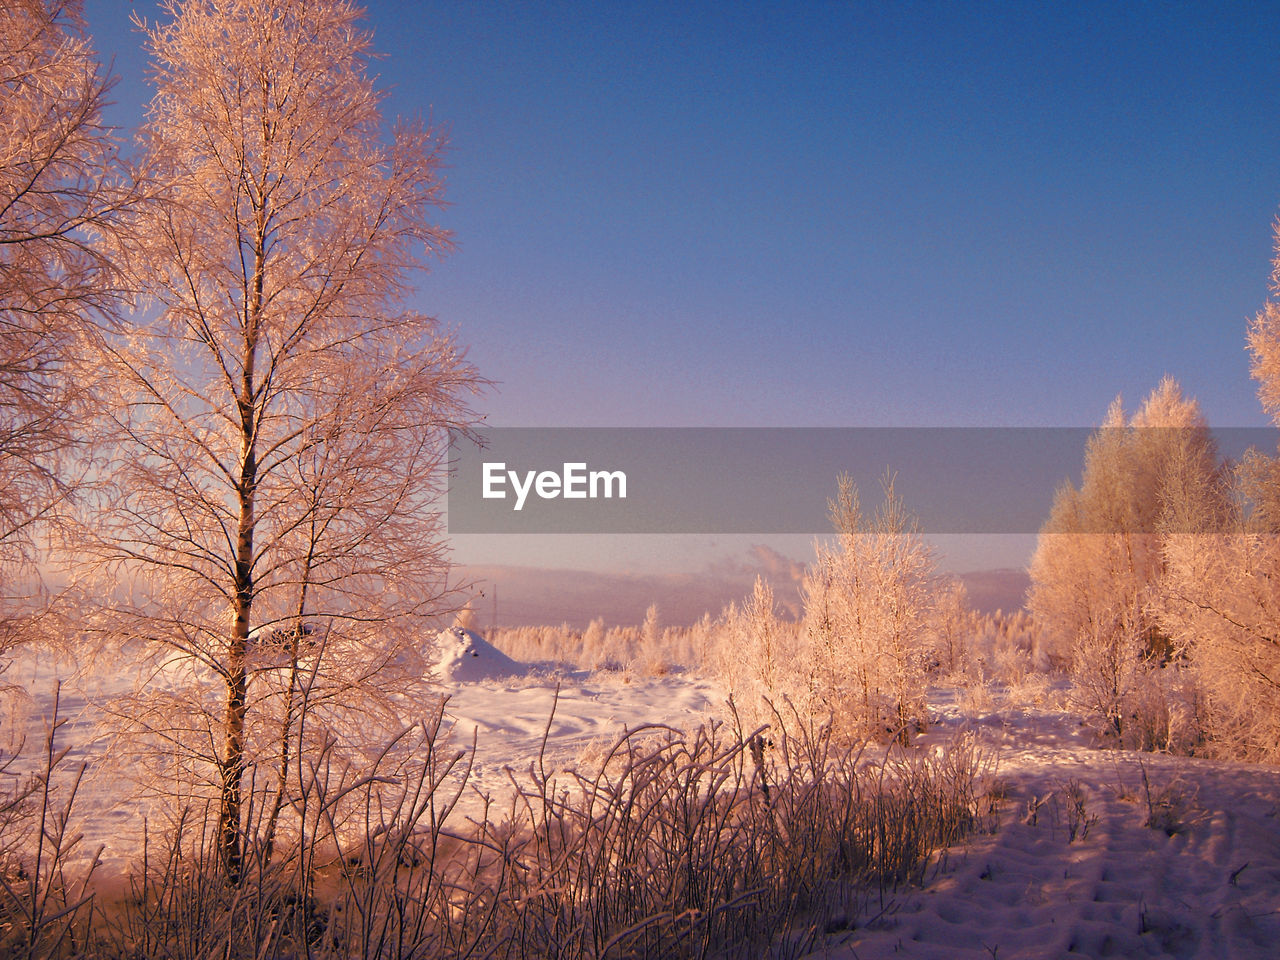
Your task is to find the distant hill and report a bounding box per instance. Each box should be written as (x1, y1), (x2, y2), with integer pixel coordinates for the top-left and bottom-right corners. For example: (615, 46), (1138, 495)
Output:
(452, 560), (1028, 631)
(956, 567), (1031, 615)
(453, 562), (800, 631)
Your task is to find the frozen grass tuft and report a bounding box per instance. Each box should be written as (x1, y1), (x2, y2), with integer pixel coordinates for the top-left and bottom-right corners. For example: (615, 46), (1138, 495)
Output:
(0, 688), (98, 960)
(1138, 761), (1195, 837)
(1, 690), (993, 959)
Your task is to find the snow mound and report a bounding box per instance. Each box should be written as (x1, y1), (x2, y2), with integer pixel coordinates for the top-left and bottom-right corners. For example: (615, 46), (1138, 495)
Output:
(432, 627), (525, 683)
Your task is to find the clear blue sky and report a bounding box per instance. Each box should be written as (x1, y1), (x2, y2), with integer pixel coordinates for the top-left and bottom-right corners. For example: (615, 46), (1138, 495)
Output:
(83, 0), (1280, 577)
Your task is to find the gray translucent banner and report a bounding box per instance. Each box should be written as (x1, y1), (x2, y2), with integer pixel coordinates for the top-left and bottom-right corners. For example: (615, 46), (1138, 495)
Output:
(446, 428), (1277, 534)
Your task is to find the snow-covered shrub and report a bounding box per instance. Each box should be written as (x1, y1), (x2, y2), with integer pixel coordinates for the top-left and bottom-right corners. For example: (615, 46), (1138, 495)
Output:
(489, 623), (583, 668)
(957, 675), (997, 716)
(602, 624), (640, 671)
(709, 579), (803, 730)
(0, 692), (97, 958)
(1068, 611), (1147, 741)
(637, 603), (669, 676)
(579, 616), (606, 670)
(929, 578), (974, 678)
(680, 612), (718, 674)
(1120, 666), (1180, 752)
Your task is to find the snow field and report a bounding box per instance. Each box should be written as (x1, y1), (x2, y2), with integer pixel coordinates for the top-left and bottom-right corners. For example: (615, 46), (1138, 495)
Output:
(4, 641), (1280, 958)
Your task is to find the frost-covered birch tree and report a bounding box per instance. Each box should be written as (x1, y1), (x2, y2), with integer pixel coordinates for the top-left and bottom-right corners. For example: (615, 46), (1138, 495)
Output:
(0, 0), (134, 608)
(1029, 377), (1218, 742)
(801, 473), (935, 744)
(77, 0), (480, 880)
(1157, 453), (1274, 758)
(1154, 232), (1280, 761)
(716, 576), (786, 721)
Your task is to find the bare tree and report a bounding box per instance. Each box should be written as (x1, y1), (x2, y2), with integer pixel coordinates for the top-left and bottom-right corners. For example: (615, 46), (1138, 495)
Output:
(75, 0), (481, 880)
(0, 0), (133, 609)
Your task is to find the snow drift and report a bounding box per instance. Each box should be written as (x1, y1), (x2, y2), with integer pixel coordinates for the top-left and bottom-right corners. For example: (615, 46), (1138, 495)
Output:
(432, 626), (524, 683)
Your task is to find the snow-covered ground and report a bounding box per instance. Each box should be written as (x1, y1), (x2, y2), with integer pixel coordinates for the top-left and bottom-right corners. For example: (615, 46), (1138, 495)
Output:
(818, 692), (1280, 959)
(439, 670), (723, 810)
(1, 635), (724, 881)
(5, 639), (1280, 959)
(424, 628), (728, 817)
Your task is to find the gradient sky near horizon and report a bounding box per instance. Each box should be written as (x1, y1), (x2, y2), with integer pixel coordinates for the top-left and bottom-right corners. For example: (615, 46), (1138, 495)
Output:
(82, 1), (1280, 577)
